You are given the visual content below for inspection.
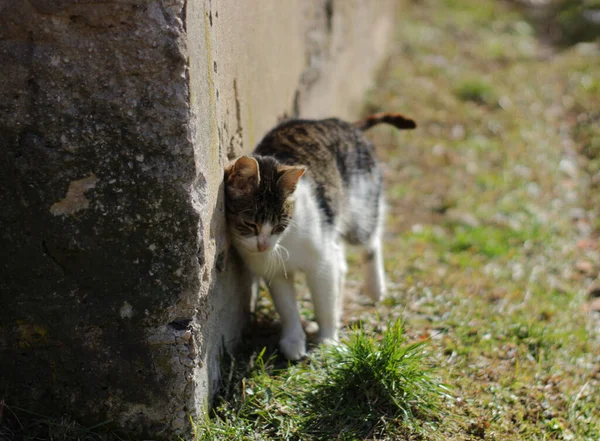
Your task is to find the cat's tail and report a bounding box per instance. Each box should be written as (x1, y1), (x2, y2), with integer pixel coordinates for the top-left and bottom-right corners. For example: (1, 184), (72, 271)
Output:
(354, 112), (416, 131)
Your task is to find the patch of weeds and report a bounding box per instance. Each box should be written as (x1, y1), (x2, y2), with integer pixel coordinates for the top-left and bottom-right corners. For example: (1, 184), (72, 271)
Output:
(195, 320), (449, 441)
(195, 348), (302, 440)
(506, 321), (555, 360)
(449, 225), (522, 258)
(301, 320), (448, 440)
(454, 79), (496, 105)
(453, 221), (547, 259)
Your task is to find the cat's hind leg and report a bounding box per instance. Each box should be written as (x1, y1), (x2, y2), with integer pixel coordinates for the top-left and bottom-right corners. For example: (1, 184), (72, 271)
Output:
(337, 241), (348, 329)
(306, 245), (342, 343)
(362, 200), (387, 302)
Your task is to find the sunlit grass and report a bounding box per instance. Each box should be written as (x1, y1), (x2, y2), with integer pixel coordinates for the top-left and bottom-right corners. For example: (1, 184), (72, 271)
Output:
(195, 320), (448, 441)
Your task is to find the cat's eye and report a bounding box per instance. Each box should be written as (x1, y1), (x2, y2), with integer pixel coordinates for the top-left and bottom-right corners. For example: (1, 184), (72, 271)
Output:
(272, 224), (286, 235)
(238, 221), (259, 236)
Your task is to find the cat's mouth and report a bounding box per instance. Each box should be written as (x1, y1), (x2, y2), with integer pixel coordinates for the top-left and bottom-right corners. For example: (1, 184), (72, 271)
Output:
(251, 245), (272, 254)
(257, 243), (270, 253)
(232, 234), (277, 254)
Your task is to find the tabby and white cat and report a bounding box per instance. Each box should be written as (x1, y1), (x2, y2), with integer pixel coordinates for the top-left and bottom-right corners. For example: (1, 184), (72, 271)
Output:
(224, 113), (416, 360)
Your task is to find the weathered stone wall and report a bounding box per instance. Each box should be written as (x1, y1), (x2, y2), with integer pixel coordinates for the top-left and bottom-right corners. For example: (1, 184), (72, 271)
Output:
(0, 0), (396, 438)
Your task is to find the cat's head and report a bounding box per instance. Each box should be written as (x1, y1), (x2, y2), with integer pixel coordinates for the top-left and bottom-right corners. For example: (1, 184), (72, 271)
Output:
(224, 155), (306, 254)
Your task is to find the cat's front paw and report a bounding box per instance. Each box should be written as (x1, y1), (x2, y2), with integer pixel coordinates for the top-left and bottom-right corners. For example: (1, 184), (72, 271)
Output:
(279, 336), (307, 361)
(316, 336), (338, 346)
(316, 327), (338, 345)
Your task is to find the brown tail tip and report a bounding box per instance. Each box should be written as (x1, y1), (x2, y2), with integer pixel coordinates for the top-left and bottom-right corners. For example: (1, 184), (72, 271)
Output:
(354, 112), (417, 131)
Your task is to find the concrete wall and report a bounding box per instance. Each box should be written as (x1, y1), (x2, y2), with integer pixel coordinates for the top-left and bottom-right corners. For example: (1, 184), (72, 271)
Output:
(0, 0), (396, 438)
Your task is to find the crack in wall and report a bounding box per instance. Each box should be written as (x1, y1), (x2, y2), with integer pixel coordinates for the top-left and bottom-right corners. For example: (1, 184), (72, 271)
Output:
(41, 240), (66, 275)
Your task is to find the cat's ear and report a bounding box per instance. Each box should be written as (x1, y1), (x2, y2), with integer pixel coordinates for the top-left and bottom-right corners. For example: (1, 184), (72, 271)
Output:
(277, 166), (306, 197)
(228, 156), (260, 181)
(225, 156), (260, 192)
(225, 156), (260, 184)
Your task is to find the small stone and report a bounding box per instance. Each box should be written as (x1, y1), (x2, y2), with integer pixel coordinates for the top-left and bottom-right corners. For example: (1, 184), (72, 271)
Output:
(575, 260), (594, 275)
(451, 124), (465, 139)
(446, 209), (480, 228)
(119, 301), (133, 319)
(590, 298), (600, 313)
(570, 207), (586, 220)
(303, 320), (319, 334)
(411, 224), (424, 233)
(559, 157), (578, 178)
(467, 418), (489, 439)
(577, 239), (598, 250)
(499, 96), (513, 109)
(432, 143), (446, 156)
(171, 411), (186, 430)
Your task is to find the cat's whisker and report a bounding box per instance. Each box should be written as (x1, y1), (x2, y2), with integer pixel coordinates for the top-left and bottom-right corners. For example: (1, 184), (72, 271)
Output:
(264, 251), (274, 283)
(278, 244), (290, 262)
(274, 245), (288, 279)
(269, 249), (280, 283)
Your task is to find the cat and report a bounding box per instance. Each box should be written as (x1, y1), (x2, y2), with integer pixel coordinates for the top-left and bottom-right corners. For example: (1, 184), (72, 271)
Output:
(224, 112), (416, 360)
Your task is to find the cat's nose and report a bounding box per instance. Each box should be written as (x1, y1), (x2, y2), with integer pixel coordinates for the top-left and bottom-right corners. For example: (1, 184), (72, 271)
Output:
(257, 238), (270, 252)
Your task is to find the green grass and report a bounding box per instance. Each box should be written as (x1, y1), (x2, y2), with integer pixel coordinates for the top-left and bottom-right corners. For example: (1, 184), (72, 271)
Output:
(301, 321), (447, 439)
(195, 320), (447, 441)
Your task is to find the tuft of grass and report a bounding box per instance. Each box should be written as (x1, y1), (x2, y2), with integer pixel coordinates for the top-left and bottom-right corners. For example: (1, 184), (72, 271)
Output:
(194, 319), (449, 441)
(454, 79), (496, 105)
(301, 320), (448, 440)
